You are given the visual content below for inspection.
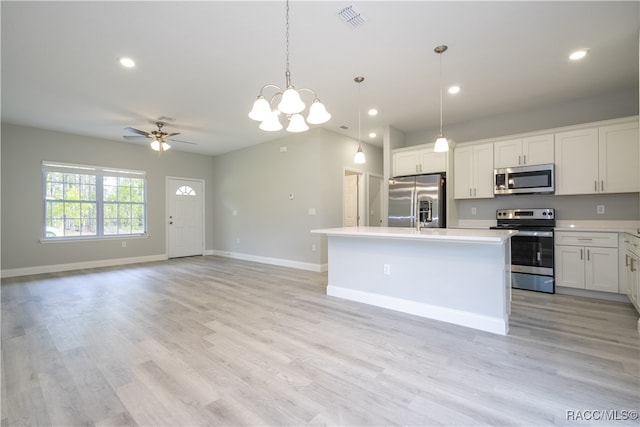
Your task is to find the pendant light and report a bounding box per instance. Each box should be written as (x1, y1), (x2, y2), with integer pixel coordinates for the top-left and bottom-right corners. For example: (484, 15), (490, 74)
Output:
(353, 76), (366, 164)
(248, 1), (330, 132)
(433, 44), (449, 153)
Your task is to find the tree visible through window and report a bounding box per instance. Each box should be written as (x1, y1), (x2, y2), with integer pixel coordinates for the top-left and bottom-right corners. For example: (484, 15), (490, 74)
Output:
(43, 162), (147, 239)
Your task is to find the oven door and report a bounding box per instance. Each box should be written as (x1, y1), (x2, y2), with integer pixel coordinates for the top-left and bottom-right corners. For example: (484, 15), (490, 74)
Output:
(510, 230), (554, 276)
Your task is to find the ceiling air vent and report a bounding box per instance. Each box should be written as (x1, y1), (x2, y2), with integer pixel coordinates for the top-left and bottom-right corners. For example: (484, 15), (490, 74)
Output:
(338, 5), (366, 28)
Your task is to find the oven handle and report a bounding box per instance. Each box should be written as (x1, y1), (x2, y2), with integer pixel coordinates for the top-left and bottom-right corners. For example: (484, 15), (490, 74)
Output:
(513, 230), (553, 237)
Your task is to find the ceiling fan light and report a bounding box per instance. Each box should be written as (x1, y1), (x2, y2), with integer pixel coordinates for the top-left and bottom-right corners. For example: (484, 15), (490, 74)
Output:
(434, 136), (449, 152)
(278, 87), (305, 115)
(286, 113), (309, 132)
(306, 99), (331, 124)
(162, 142), (171, 151)
(150, 140), (160, 151)
(248, 96), (271, 121)
(259, 110), (283, 131)
(354, 145), (366, 164)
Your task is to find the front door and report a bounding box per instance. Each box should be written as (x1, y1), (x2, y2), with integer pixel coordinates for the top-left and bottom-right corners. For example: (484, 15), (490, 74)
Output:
(167, 177), (204, 258)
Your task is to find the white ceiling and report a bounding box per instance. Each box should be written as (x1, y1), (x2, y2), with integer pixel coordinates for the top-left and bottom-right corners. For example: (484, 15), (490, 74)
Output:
(2, 1), (638, 156)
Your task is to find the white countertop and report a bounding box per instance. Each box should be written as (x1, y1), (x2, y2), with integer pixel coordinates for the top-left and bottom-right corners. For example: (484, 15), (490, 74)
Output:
(311, 226), (516, 243)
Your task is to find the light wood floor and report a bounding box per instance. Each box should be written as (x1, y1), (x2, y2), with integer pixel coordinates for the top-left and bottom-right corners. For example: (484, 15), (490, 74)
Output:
(2, 256), (639, 426)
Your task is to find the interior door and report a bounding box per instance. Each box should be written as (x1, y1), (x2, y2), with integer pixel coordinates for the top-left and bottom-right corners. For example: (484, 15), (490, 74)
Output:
(167, 177), (204, 258)
(343, 173), (358, 226)
(368, 174), (383, 226)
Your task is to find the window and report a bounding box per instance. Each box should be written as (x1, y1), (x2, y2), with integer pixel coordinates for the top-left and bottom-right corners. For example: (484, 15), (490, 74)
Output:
(43, 162), (147, 239)
(176, 185), (196, 196)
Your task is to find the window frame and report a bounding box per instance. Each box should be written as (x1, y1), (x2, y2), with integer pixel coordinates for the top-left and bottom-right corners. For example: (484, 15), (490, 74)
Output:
(42, 161), (148, 241)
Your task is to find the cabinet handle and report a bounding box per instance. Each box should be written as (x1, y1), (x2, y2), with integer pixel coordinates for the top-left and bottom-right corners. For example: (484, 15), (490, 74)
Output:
(469, 188), (472, 197)
(523, 154), (527, 164)
(631, 258), (637, 273)
(518, 155), (521, 165)
(586, 249), (590, 261)
(580, 249), (583, 260)
(601, 180), (604, 192)
(594, 181), (598, 192)
(474, 188), (477, 197)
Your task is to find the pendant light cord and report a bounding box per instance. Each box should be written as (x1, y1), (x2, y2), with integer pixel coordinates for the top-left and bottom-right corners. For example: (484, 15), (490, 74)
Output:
(439, 51), (443, 136)
(285, 0), (291, 87)
(358, 80), (362, 145)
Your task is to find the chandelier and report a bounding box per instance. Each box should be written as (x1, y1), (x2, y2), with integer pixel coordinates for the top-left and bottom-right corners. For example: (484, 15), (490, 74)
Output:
(248, 0), (331, 132)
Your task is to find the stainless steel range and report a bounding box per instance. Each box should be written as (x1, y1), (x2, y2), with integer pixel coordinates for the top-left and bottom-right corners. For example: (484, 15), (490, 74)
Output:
(491, 208), (555, 293)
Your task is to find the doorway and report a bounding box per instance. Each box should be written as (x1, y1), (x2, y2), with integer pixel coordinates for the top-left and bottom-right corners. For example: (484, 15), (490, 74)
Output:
(343, 169), (364, 227)
(166, 177), (204, 258)
(367, 173), (384, 226)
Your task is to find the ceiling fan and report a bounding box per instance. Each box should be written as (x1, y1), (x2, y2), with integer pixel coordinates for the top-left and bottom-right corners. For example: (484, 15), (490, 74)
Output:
(122, 121), (196, 152)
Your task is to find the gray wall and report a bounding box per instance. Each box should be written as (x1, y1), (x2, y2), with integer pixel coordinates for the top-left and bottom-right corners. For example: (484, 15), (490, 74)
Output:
(211, 127), (383, 266)
(404, 89), (638, 147)
(1, 123), (216, 270)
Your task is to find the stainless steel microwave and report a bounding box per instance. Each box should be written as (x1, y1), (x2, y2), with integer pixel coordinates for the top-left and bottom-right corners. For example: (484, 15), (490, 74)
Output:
(494, 163), (555, 195)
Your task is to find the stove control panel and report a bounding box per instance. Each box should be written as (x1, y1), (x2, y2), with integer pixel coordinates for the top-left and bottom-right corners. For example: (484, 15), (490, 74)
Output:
(496, 208), (554, 220)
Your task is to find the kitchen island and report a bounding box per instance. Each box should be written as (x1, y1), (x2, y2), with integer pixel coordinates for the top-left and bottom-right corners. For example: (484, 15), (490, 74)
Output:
(311, 227), (516, 335)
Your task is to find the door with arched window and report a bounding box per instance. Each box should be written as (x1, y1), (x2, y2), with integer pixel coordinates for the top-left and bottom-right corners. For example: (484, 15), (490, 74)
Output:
(166, 177), (204, 258)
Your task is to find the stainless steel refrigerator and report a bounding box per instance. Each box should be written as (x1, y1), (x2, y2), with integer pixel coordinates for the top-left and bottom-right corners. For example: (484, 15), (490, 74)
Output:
(388, 173), (446, 228)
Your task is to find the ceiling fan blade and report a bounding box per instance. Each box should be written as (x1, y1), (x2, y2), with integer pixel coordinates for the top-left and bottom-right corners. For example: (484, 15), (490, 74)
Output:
(167, 138), (197, 145)
(123, 127), (151, 137)
(166, 132), (181, 137)
(123, 135), (149, 141)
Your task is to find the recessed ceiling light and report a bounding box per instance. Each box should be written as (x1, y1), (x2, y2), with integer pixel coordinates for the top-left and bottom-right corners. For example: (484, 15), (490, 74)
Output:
(569, 49), (589, 61)
(368, 108), (378, 116)
(448, 85), (460, 94)
(369, 132), (376, 138)
(119, 57), (136, 68)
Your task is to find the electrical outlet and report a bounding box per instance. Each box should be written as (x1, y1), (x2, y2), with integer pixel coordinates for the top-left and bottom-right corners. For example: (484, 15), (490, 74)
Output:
(121, 241), (126, 248)
(236, 238), (240, 244)
(471, 207), (477, 215)
(383, 264), (391, 275)
(311, 244), (316, 251)
(597, 205), (605, 215)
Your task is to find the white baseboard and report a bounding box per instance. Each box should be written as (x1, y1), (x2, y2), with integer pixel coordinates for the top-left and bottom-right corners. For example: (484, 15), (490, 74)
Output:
(555, 286), (630, 303)
(210, 250), (326, 272)
(327, 285), (508, 335)
(1, 254), (168, 278)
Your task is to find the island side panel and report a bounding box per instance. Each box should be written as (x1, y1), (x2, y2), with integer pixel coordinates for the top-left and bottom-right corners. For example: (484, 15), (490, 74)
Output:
(326, 235), (510, 335)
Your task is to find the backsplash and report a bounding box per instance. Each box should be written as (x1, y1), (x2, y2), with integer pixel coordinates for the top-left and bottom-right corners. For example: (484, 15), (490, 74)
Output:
(456, 193), (639, 221)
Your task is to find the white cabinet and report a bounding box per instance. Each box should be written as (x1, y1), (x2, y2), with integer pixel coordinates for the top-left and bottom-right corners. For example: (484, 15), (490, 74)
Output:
(392, 145), (446, 177)
(555, 231), (619, 293)
(454, 142), (494, 199)
(493, 134), (554, 168)
(555, 121), (639, 195)
(622, 234), (640, 313)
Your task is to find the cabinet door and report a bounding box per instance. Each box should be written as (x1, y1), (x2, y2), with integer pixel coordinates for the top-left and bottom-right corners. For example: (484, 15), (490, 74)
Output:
(454, 146), (473, 199)
(493, 138), (522, 168)
(554, 128), (599, 195)
(599, 122), (639, 194)
(585, 246), (618, 293)
(522, 134), (554, 166)
(419, 149), (447, 174)
(555, 245), (585, 289)
(474, 143), (495, 198)
(392, 151), (420, 177)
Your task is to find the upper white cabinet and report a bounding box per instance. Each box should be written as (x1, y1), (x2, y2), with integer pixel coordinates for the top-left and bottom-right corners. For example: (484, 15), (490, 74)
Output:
(392, 145), (446, 177)
(555, 121), (639, 195)
(493, 134), (554, 168)
(454, 142), (494, 199)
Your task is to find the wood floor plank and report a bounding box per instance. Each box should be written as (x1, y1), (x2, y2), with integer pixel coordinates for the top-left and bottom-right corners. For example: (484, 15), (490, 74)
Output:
(2, 255), (639, 426)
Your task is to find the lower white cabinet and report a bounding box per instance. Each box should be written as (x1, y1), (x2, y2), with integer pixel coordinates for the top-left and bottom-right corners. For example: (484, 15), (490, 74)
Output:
(555, 231), (619, 293)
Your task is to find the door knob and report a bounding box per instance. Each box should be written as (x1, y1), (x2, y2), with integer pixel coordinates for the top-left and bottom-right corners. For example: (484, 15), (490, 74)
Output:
(169, 221), (173, 225)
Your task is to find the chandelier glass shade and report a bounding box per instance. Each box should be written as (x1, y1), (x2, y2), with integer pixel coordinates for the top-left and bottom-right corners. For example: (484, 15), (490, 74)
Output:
(248, 1), (330, 132)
